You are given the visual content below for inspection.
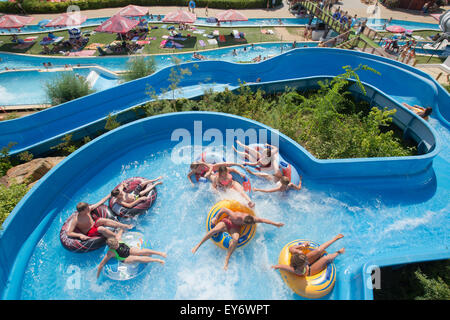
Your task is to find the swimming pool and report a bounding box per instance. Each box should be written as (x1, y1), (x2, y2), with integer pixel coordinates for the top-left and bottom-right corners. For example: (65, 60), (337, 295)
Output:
(0, 42), (317, 105)
(366, 18), (441, 31)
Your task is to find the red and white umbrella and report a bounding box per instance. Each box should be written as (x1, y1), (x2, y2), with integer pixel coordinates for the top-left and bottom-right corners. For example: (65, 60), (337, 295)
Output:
(45, 13), (87, 27)
(162, 10), (196, 24)
(95, 14), (139, 34)
(0, 15), (33, 29)
(215, 9), (248, 22)
(118, 4), (149, 17)
(386, 25), (406, 33)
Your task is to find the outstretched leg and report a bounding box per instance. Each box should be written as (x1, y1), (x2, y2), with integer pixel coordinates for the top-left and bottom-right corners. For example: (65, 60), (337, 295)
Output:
(224, 231), (240, 270)
(130, 247), (167, 258)
(309, 248), (345, 276)
(306, 234), (344, 264)
(96, 218), (132, 230)
(124, 255), (165, 265)
(192, 222), (227, 254)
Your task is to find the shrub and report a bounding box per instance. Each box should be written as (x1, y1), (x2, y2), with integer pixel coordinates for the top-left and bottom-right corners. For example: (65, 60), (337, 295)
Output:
(382, 0), (400, 9)
(0, 182), (29, 227)
(120, 57), (156, 83)
(45, 73), (95, 106)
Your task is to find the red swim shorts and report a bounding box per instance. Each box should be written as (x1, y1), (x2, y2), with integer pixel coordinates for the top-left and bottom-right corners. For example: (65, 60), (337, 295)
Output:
(87, 223), (101, 237)
(222, 218), (240, 233)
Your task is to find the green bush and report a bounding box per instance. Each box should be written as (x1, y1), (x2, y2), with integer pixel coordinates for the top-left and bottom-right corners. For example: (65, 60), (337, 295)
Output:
(120, 57), (156, 83)
(45, 73), (95, 106)
(0, 0), (282, 14)
(142, 65), (416, 159)
(0, 182), (29, 227)
(382, 0), (400, 9)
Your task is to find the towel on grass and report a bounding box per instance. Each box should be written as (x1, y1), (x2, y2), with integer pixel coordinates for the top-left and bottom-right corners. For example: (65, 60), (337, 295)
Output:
(198, 40), (206, 47)
(207, 39), (218, 45)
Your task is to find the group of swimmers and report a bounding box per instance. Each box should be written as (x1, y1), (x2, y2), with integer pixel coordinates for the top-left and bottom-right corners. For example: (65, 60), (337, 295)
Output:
(65, 142), (344, 281)
(66, 177), (166, 278)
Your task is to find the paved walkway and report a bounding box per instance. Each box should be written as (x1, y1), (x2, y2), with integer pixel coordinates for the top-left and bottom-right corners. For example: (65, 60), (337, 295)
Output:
(24, 1), (449, 24)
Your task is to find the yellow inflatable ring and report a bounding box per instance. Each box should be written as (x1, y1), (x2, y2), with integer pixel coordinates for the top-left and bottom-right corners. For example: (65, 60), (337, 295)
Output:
(206, 200), (257, 250)
(278, 239), (336, 299)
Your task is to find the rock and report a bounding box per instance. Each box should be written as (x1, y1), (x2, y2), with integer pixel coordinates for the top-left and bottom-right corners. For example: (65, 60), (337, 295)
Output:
(2, 157), (65, 187)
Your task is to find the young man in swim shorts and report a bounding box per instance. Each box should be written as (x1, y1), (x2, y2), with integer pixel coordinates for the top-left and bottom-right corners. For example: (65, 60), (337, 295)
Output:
(96, 229), (167, 278)
(187, 161), (243, 186)
(191, 206), (284, 270)
(67, 194), (133, 241)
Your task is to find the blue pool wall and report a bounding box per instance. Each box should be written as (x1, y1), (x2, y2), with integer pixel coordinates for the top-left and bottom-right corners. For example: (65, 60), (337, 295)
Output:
(0, 48), (449, 157)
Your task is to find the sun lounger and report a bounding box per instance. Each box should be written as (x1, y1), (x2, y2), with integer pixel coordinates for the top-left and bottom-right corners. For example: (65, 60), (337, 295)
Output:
(207, 39), (218, 45)
(24, 36), (38, 42)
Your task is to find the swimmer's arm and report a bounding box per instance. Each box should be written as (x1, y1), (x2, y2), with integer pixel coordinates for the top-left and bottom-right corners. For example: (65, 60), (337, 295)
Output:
(271, 264), (297, 274)
(97, 251), (114, 278)
(187, 171), (195, 186)
(289, 178), (302, 191)
(253, 186), (281, 193)
(254, 217), (284, 227)
(90, 194), (111, 212)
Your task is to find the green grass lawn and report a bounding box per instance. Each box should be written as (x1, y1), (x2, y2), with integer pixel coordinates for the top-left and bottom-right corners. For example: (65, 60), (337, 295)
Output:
(0, 24), (282, 57)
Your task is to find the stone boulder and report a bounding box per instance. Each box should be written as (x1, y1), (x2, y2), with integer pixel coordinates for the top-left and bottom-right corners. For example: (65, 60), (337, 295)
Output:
(1, 157), (65, 187)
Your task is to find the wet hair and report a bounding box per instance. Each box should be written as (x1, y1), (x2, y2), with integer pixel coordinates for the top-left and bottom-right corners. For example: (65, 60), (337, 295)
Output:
(265, 147), (272, 158)
(76, 202), (89, 213)
(190, 163), (199, 170)
(244, 215), (255, 224)
(111, 189), (120, 197)
(218, 166), (228, 175)
(106, 238), (119, 248)
(290, 253), (308, 271)
(422, 107), (433, 117)
(280, 176), (290, 186)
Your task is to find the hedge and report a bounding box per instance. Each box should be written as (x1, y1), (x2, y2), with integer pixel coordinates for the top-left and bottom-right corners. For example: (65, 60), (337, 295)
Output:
(0, 0), (283, 15)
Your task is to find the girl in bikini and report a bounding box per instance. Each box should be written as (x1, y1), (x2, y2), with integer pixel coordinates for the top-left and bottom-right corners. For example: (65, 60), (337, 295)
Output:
(187, 161), (244, 186)
(272, 234), (345, 277)
(212, 166), (255, 208)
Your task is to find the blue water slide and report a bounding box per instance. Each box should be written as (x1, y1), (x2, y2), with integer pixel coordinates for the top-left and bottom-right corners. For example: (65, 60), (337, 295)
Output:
(0, 48), (449, 157)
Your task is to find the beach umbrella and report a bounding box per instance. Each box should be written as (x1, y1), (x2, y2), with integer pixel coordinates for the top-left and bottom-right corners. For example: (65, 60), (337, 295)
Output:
(162, 10), (196, 24)
(95, 14), (139, 34)
(0, 15), (33, 29)
(386, 25), (406, 33)
(215, 9), (248, 22)
(45, 13), (87, 27)
(118, 4), (149, 17)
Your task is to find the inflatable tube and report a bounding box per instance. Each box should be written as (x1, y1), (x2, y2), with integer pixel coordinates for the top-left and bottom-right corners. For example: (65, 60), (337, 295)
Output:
(278, 239), (336, 299)
(60, 205), (116, 253)
(206, 199), (256, 250)
(103, 231), (147, 281)
(240, 143), (300, 185)
(189, 0), (196, 9)
(109, 177), (157, 218)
